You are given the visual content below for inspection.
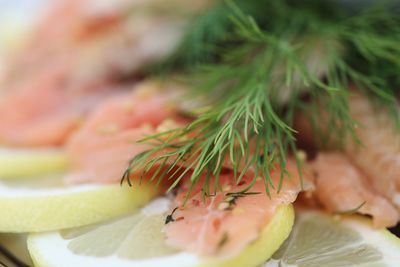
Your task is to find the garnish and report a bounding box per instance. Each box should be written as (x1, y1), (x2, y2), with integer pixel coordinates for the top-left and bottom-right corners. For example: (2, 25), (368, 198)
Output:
(219, 192), (261, 211)
(334, 201), (367, 216)
(216, 233), (229, 251)
(165, 207), (179, 225)
(124, 0), (400, 198)
(225, 192), (261, 198)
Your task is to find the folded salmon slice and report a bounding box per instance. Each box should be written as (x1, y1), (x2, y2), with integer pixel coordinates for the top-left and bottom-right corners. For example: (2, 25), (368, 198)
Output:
(65, 81), (184, 183)
(310, 152), (399, 228)
(0, 0), (209, 147)
(345, 93), (400, 210)
(164, 160), (308, 258)
(0, 64), (126, 147)
(294, 90), (400, 216)
(2, 0), (209, 88)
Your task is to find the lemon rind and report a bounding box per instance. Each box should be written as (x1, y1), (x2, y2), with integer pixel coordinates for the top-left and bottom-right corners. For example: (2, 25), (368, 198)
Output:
(0, 148), (68, 179)
(0, 183), (158, 233)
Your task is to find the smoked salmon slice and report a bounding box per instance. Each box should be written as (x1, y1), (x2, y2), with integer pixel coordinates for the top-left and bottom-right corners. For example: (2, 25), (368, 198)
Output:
(0, 67), (126, 147)
(2, 0), (209, 88)
(310, 152), (399, 228)
(65, 81), (183, 183)
(344, 93), (400, 210)
(294, 90), (400, 222)
(164, 160), (309, 258)
(0, 0), (209, 147)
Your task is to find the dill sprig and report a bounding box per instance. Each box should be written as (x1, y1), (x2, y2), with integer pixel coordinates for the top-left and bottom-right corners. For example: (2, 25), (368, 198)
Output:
(333, 201), (367, 216)
(124, 0), (400, 197)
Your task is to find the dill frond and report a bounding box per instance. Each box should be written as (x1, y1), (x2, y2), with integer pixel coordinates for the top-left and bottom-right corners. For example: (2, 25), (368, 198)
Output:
(124, 0), (400, 198)
(333, 201), (366, 215)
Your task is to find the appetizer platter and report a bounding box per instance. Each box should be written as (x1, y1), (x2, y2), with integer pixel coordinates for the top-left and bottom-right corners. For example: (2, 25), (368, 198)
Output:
(0, 0), (399, 266)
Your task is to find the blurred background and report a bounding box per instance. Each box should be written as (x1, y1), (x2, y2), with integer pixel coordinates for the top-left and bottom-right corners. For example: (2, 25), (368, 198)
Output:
(0, 0), (51, 79)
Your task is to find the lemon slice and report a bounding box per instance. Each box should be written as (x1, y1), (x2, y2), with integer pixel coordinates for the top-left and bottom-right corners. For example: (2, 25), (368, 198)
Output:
(0, 175), (158, 233)
(28, 198), (294, 267)
(264, 209), (400, 267)
(0, 148), (68, 179)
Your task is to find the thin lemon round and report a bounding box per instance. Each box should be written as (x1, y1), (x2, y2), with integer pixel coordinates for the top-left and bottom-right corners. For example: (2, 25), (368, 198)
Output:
(27, 198), (294, 267)
(264, 209), (400, 266)
(0, 176), (158, 233)
(0, 148), (68, 179)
